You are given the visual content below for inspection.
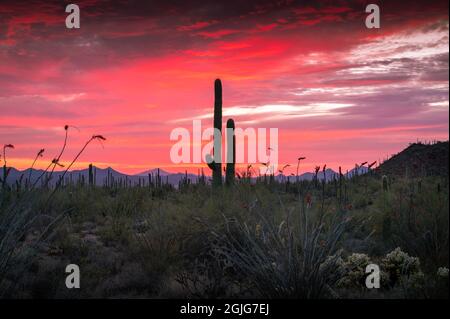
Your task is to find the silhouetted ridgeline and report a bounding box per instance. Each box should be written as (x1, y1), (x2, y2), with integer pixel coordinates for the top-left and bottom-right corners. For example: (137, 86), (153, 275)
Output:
(5, 166), (341, 187)
(5, 167), (200, 188)
(4, 141), (448, 187)
(378, 141), (449, 177)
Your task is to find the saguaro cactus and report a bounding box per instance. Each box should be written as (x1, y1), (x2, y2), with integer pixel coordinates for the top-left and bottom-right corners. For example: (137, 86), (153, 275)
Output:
(226, 118), (235, 185)
(382, 175), (388, 192)
(88, 163), (93, 186)
(206, 79), (223, 187)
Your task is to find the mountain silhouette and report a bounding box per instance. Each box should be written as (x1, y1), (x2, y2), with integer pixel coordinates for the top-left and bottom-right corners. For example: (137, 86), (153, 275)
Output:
(4, 141), (447, 186)
(378, 141), (448, 177)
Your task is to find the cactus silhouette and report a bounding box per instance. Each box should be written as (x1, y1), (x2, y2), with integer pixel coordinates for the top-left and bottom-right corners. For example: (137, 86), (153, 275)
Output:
(88, 163), (93, 186)
(382, 175), (388, 192)
(206, 79), (223, 187)
(225, 118), (235, 185)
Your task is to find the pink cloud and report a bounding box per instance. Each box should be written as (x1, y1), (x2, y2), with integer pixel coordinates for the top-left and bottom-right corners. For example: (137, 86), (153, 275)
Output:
(0, 0), (448, 174)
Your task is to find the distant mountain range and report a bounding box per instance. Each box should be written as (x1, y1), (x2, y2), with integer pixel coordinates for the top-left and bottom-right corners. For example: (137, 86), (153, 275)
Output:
(5, 141), (446, 187)
(4, 165), (369, 187)
(135, 168), (171, 176)
(274, 166), (368, 182)
(5, 166), (201, 187)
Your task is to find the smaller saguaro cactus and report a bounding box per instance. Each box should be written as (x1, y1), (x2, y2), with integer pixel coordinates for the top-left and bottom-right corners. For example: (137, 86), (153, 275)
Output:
(88, 164), (93, 186)
(156, 168), (161, 188)
(382, 175), (388, 192)
(225, 118), (235, 185)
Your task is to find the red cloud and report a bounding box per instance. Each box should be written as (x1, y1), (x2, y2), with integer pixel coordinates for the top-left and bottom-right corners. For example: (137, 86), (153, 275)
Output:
(177, 20), (218, 31)
(0, 0), (448, 174)
(197, 28), (240, 39)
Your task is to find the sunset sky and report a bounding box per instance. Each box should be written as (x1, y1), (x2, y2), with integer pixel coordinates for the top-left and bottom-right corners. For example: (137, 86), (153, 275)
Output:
(0, 0), (448, 175)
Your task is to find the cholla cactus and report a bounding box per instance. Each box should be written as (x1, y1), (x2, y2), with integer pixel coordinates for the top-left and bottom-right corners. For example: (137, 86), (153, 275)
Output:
(435, 267), (449, 296)
(437, 267), (449, 278)
(381, 247), (422, 287)
(338, 253), (372, 288)
(320, 254), (346, 277)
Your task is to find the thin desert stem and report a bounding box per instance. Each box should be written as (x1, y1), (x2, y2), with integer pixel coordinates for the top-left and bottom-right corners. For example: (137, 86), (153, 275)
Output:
(28, 149), (44, 184)
(32, 161), (53, 189)
(46, 135), (105, 203)
(45, 127), (69, 186)
(1, 144), (14, 190)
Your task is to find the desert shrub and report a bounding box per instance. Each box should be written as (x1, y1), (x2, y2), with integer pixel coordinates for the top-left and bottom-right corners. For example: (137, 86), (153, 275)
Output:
(0, 191), (64, 297)
(131, 205), (184, 296)
(381, 247), (422, 286)
(386, 177), (449, 269)
(423, 266), (449, 299)
(1, 161), (448, 299)
(211, 202), (349, 299)
(437, 267), (449, 278)
(176, 247), (236, 298)
(338, 253), (372, 289)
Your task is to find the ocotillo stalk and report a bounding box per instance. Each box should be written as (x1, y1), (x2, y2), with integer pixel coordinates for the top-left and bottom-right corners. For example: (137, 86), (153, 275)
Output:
(2, 144), (14, 190)
(225, 118), (235, 185)
(339, 166), (343, 206)
(296, 157), (306, 183)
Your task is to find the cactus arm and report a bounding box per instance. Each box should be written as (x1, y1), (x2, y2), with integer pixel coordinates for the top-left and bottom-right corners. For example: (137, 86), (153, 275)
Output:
(225, 118), (235, 185)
